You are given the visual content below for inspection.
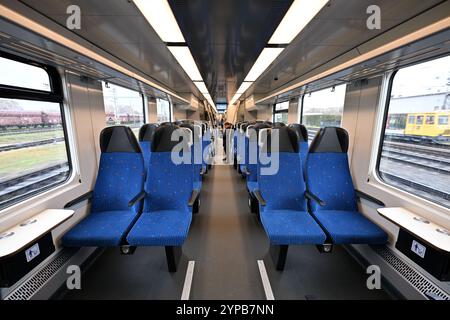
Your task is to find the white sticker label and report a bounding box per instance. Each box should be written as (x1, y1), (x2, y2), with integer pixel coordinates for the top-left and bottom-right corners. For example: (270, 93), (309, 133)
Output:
(411, 240), (426, 258)
(25, 243), (40, 262)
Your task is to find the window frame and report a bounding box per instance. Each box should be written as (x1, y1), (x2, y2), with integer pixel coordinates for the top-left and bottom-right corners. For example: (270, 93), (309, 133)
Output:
(101, 81), (146, 127)
(272, 100), (289, 123)
(0, 51), (72, 211)
(375, 57), (450, 209)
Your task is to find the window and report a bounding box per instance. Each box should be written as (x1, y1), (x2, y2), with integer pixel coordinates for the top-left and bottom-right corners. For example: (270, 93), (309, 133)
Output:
(0, 54), (70, 210)
(156, 98), (171, 123)
(301, 84), (347, 141)
(102, 82), (144, 136)
(273, 101), (289, 124)
(438, 115), (448, 125)
(378, 55), (450, 209)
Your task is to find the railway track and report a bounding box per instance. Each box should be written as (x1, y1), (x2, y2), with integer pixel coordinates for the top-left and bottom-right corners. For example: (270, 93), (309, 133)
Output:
(0, 137), (65, 152)
(0, 163), (70, 208)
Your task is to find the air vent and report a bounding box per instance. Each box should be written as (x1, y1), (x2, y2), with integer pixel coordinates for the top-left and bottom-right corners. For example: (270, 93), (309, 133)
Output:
(5, 249), (75, 300)
(373, 246), (450, 300)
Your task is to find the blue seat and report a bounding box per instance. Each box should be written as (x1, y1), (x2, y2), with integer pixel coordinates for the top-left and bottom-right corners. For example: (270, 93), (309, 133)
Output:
(237, 122), (248, 174)
(306, 127), (387, 245)
(179, 123), (203, 193)
(62, 126), (145, 247)
(127, 124), (197, 271)
(138, 123), (158, 172)
(254, 126), (327, 270)
(288, 124), (309, 176)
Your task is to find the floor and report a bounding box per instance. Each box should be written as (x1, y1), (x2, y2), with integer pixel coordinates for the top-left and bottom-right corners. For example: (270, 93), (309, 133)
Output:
(62, 135), (391, 300)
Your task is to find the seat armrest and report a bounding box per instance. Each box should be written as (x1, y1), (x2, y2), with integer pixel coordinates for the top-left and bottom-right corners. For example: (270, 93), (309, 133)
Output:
(355, 190), (385, 207)
(128, 191), (146, 207)
(64, 191), (93, 209)
(188, 189), (200, 207)
(253, 189), (266, 206)
(305, 190), (326, 207)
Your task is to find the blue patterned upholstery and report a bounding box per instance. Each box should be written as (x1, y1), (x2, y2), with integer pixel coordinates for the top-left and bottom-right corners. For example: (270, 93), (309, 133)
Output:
(125, 210), (191, 246)
(314, 210), (387, 244)
(127, 127), (193, 247)
(139, 141), (151, 172)
(63, 126), (145, 247)
(306, 127), (387, 245)
(257, 128), (326, 245)
(62, 211), (139, 247)
(260, 210), (327, 245)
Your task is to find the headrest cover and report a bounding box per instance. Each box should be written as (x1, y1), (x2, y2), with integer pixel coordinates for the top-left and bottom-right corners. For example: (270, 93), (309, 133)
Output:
(100, 126), (141, 153)
(259, 127), (298, 153)
(152, 125), (192, 152)
(139, 123), (159, 142)
(288, 124), (308, 142)
(179, 123), (200, 142)
(309, 127), (349, 153)
(272, 122), (286, 128)
(248, 123), (271, 141)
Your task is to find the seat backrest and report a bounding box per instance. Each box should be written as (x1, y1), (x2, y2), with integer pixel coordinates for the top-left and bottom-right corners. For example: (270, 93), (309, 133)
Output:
(139, 123), (159, 171)
(247, 123), (271, 182)
(179, 123), (202, 185)
(144, 125), (193, 212)
(92, 126), (145, 213)
(306, 127), (357, 212)
(288, 124), (309, 175)
(258, 127), (307, 211)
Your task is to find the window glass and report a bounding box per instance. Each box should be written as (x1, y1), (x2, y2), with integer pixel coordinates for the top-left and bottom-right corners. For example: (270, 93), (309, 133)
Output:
(274, 112), (288, 124)
(302, 84), (347, 141)
(0, 57), (51, 91)
(0, 98), (69, 209)
(102, 82), (144, 136)
(156, 98), (171, 123)
(378, 55), (450, 208)
(275, 101), (289, 111)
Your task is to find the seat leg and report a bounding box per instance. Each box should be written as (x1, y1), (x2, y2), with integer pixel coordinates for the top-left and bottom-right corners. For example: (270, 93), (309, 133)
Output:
(165, 246), (182, 272)
(270, 245), (289, 271)
(316, 243), (333, 254)
(120, 245), (136, 255)
(193, 196), (200, 214)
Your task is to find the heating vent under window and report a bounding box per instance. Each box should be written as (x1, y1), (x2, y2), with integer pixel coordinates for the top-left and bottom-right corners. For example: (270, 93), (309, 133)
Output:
(5, 249), (75, 300)
(373, 246), (450, 300)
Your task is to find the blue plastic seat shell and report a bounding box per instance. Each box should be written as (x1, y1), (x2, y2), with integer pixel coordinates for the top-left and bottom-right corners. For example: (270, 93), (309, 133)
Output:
(260, 210), (327, 245)
(313, 210), (388, 244)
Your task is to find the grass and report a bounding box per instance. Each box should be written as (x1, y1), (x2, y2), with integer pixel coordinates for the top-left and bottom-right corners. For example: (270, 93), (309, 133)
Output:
(0, 143), (68, 182)
(0, 129), (64, 146)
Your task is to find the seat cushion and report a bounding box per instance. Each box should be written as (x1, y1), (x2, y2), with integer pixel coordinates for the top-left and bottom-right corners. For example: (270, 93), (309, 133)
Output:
(260, 210), (326, 245)
(126, 210), (192, 246)
(247, 181), (258, 193)
(314, 210), (387, 244)
(62, 210), (139, 247)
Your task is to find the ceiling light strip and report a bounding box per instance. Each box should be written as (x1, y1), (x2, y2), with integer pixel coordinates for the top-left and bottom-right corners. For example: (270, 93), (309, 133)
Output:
(0, 4), (190, 104)
(256, 15), (450, 104)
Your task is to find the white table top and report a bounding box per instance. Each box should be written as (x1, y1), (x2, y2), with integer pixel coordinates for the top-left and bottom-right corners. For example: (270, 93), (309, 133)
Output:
(378, 207), (450, 253)
(0, 209), (74, 258)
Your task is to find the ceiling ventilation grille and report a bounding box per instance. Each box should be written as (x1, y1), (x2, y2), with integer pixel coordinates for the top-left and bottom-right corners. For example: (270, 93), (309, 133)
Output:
(5, 249), (75, 300)
(373, 246), (450, 300)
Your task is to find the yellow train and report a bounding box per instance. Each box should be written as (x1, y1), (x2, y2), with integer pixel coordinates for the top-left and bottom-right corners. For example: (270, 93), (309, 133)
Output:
(386, 111), (450, 144)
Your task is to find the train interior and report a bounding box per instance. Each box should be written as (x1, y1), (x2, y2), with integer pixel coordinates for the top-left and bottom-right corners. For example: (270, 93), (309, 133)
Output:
(0, 0), (449, 302)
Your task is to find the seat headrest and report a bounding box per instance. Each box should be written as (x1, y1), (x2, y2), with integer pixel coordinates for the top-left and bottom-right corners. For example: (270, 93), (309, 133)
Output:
(288, 124), (308, 142)
(309, 127), (349, 153)
(139, 123), (159, 142)
(247, 123), (271, 141)
(259, 127), (298, 153)
(272, 122), (286, 128)
(159, 122), (171, 127)
(100, 126), (141, 153)
(152, 124), (192, 152)
(179, 123), (201, 143)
